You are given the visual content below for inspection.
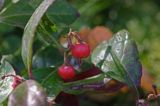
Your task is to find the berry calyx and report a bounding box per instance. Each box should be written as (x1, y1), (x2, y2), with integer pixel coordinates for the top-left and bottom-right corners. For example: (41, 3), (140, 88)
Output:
(71, 43), (90, 58)
(12, 75), (23, 89)
(58, 65), (75, 80)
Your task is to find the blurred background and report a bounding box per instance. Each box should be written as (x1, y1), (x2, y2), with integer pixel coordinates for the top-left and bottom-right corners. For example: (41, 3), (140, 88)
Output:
(1, 0), (160, 105)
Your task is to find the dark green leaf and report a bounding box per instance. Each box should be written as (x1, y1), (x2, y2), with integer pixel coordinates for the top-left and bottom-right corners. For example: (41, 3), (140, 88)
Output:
(21, 67), (63, 97)
(0, 0), (78, 28)
(0, 58), (15, 103)
(0, 36), (21, 54)
(8, 80), (48, 106)
(47, 0), (79, 25)
(40, 68), (63, 97)
(37, 23), (62, 50)
(22, 0), (56, 71)
(0, 0), (34, 28)
(33, 46), (63, 68)
(91, 30), (142, 86)
(29, 0), (43, 9)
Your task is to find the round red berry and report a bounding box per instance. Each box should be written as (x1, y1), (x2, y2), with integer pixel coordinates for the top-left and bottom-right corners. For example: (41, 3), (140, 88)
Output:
(71, 43), (90, 58)
(58, 65), (75, 80)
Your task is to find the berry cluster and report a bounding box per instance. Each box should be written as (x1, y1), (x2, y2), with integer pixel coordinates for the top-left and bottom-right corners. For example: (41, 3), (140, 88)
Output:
(58, 29), (90, 80)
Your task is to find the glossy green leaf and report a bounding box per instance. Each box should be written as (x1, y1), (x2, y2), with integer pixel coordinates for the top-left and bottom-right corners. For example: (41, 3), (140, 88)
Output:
(22, 0), (56, 72)
(8, 80), (48, 106)
(0, 58), (15, 103)
(33, 46), (63, 68)
(91, 30), (142, 86)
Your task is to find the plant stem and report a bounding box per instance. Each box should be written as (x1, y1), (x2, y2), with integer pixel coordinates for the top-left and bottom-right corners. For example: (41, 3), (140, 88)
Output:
(28, 68), (34, 79)
(67, 29), (73, 48)
(63, 52), (69, 65)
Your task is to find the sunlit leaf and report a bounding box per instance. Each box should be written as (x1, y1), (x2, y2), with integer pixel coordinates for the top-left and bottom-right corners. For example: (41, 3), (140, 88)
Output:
(91, 30), (142, 86)
(0, 58), (15, 103)
(22, 0), (55, 72)
(8, 80), (48, 106)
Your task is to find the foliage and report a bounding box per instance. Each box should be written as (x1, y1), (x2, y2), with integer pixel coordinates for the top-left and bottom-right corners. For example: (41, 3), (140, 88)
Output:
(1, 0), (159, 106)
(0, 59), (15, 104)
(91, 30), (142, 86)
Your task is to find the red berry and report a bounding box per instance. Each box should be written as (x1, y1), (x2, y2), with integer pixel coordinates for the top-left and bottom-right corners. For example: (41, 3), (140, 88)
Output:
(58, 65), (75, 80)
(71, 43), (90, 58)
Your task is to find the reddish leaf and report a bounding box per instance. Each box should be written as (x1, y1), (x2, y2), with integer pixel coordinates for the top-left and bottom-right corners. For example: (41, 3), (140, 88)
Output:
(8, 80), (48, 106)
(55, 92), (79, 106)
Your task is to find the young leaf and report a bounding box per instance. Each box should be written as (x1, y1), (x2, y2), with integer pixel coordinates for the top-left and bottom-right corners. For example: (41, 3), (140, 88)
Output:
(91, 30), (142, 86)
(22, 0), (56, 76)
(8, 80), (48, 106)
(0, 58), (15, 103)
(0, 0), (79, 28)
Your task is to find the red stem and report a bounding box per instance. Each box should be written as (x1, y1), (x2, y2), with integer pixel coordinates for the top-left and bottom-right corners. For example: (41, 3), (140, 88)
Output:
(28, 68), (34, 79)
(67, 29), (74, 48)
(67, 35), (73, 48)
(64, 52), (68, 65)
(1, 74), (24, 82)
(152, 85), (158, 95)
(71, 32), (83, 43)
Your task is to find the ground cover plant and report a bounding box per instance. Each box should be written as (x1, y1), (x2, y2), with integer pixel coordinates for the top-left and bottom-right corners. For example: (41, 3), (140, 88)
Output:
(0, 0), (160, 106)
